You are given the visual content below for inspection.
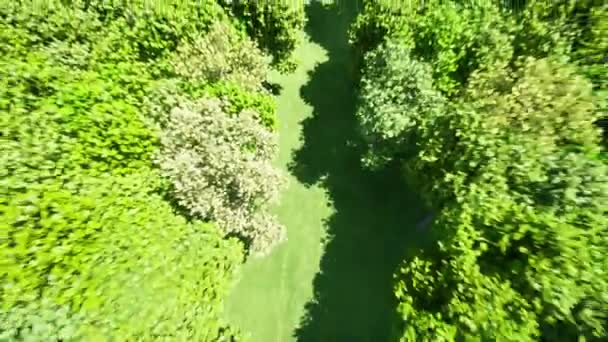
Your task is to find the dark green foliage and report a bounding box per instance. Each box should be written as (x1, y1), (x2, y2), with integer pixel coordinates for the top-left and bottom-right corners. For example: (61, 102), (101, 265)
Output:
(355, 41), (445, 173)
(353, 0), (608, 340)
(217, 0), (305, 71)
(351, 0), (514, 96)
(505, 0), (606, 61)
(571, 4), (608, 90)
(502, 0), (608, 147)
(406, 1), (513, 96)
(392, 59), (608, 340)
(570, 4), (608, 146)
(349, 0), (411, 58)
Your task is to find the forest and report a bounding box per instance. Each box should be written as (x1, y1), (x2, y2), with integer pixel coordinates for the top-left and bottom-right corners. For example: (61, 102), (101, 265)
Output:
(0, 0), (606, 341)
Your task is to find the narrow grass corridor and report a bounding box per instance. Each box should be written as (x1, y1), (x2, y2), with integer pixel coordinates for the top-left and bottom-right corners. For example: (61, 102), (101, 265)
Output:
(225, 2), (427, 341)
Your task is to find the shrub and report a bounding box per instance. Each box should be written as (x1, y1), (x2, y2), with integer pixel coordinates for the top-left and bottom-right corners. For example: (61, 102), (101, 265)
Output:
(390, 58), (608, 340)
(217, 0), (305, 71)
(349, 0), (412, 59)
(354, 3), (608, 336)
(396, 163), (607, 340)
(144, 78), (277, 134)
(395, 200), (541, 341)
(146, 20), (277, 130)
(1, 172), (243, 341)
(569, 4), (608, 147)
(1, 0), (285, 339)
(0, 0), (228, 66)
(350, 0), (513, 96)
(0, 52), (157, 194)
(504, 0), (606, 63)
(410, 1), (513, 96)
(354, 1), (607, 339)
(201, 81), (277, 130)
(158, 98), (285, 255)
(171, 21), (270, 92)
(78, 0), (227, 63)
(496, 0), (607, 147)
(571, 4), (608, 90)
(355, 40), (445, 171)
(411, 58), (603, 205)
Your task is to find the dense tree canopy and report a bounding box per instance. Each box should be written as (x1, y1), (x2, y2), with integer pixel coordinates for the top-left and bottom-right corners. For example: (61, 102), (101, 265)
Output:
(352, 0), (608, 340)
(2, 0), (606, 340)
(1, 0), (302, 339)
(217, 0), (306, 71)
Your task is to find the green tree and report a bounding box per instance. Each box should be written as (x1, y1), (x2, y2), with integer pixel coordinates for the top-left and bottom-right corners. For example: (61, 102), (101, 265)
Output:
(353, 1), (608, 339)
(217, 0), (305, 71)
(1, 0), (286, 339)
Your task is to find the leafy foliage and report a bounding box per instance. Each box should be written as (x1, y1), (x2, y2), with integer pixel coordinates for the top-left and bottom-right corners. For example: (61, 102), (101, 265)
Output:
(217, 0), (305, 71)
(505, 1), (608, 147)
(0, 55), (157, 183)
(408, 58), (604, 206)
(395, 217), (540, 341)
(568, 3), (608, 146)
(349, 0), (411, 61)
(1, 0), (287, 339)
(1, 173), (243, 341)
(571, 4), (608, 91)
(354, 1), (608, 340)
(200, 81), (277, 130)
(350, 0), (514, 96)
(158, 98), (285, 255)
(145, 78), (277, 131)
(355, 40), (445, 171)
(172, 21), (270, 91)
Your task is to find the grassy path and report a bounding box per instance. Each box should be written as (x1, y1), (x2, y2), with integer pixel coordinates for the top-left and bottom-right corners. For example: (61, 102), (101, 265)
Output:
(224, 15), (332, 342)
(225, 2), (427, 341)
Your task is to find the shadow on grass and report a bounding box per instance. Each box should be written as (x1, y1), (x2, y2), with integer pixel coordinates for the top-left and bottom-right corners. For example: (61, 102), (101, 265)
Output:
(289, 1), (431, 341)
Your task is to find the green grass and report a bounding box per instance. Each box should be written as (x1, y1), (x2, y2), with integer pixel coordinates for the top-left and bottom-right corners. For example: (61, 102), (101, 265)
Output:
(225, 2), (428, 341)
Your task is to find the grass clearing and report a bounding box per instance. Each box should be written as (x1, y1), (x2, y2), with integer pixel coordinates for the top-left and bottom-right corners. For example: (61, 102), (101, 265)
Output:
(225, 2), (428, 341)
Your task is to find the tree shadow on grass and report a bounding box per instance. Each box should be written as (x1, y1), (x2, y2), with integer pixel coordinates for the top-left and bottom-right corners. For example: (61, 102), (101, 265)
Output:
(289, 1), (431, 341)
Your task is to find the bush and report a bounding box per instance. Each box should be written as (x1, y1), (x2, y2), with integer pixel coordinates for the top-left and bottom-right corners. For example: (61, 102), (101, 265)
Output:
(395, 198), (542, 341)
(1, 0), (286, 338)
(1, 172), (243, 341)
(450, 62), (607, 340)
(76, 0), (228, 64)
(0, 0), (227, 67)
(349, 0), (412, 59)
(401, 57), (603, 203)
(145, 78), (277, 131)
(500, 0), (608, 148)
(171, 21), (270, 91)
(570, 4), (608, 147)
(355, 40), (445, 172)
(0, 52), (158, 199)
(146, 20), (277, 130)
(217, 0), (305, 71)
(571, 4), (608, 90)
(201, 81), (277, 130)
(350, 0), (514, 96)
(354, 2), (608, 337)
(158, 98), (285, 255)
(383, 57), (608, 340)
